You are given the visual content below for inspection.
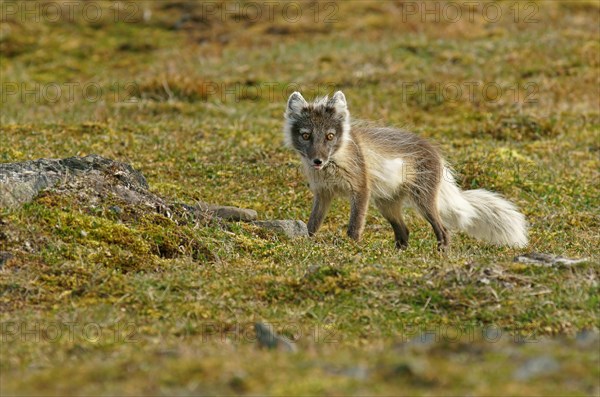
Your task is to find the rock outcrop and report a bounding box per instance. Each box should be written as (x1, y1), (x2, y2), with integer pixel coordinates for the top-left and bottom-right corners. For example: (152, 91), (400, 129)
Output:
(0, 155), (148, 209)
(0, 154), (304, 236)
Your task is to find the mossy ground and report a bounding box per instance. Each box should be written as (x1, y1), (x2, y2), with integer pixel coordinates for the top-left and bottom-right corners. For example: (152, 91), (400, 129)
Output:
(1, 1), (599, 395)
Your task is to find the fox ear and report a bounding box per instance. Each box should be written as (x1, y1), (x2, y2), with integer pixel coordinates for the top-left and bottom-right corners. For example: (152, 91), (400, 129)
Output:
(286, 91), (307, 115)
(328, 91), (348, 114)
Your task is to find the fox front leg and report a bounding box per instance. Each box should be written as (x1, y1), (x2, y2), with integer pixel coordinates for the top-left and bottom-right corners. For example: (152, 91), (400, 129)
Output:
(347, 189), (370, 241)
(307, 191), (333, 236)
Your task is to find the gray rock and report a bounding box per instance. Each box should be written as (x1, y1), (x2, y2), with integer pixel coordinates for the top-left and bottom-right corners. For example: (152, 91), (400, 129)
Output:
(0, 155), (258, 226)
(191, 202), (258, 221)
(254, 322), (297, 352)
(323, 365), (369, 381)
(575, 329), (599, 348)
(513, 356), (560, 381)
(343, 366), (369, 381)
(207, 205), (257, 222)
(109, 205), (123, 214)
(0, 154), (148, 208)
(253, 220), (308, 238)
(0, 251), (14, 268)
(514, 252), (589, 267)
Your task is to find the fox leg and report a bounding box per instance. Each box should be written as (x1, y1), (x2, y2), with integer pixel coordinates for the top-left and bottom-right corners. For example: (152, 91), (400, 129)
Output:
(409, 186), (449, 250)
(374, 197), (410, 249)
(416, 199), (450, 250)
(424, 211), (449, 250)
(307, 190), (333, 236)
(347, 189), (370, 241)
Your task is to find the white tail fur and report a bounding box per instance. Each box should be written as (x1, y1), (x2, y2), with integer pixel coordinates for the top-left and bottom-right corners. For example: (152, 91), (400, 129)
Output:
(437, 168), (528, 247)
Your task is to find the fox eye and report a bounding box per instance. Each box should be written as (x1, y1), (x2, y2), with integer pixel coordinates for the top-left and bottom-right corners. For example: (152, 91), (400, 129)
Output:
(301, 133), (311, 140)
(326, 133), (335, 141)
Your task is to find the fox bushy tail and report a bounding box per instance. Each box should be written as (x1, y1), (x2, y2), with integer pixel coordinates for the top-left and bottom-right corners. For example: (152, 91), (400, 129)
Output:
(437, 168), (528, 247)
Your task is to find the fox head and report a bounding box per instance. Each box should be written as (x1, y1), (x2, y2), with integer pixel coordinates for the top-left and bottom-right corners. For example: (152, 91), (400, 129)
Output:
(283, 91), (351, 170)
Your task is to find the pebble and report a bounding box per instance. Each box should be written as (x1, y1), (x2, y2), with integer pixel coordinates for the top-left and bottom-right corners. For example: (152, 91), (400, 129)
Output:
(252, 220), (308, 238)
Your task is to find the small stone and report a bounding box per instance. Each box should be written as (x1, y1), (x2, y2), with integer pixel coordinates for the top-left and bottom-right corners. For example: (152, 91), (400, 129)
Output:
(0, 251), (14, 268)
(575, 329), (599, 348)
(323, 364), (369, 380)
(154, 349), (180, 357)
(403, 332), (437, 350)
(254, 322), (297, 353)
(514, 252), (555, 264)
(514, 253), (589, 267)
(109, 205), (123, 214)
(80, 230), (88, 237)
(341, 366), (369, 380)
(228, 371), (248, 393)
(209, 205), (257, 221)
(513, 356), (560, 381)
(253, 220), (308, 238)
(23, 241), (33, 252)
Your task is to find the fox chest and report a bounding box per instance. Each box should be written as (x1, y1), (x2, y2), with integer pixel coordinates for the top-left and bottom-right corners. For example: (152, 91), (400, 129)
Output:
(303, 164), (353, 196)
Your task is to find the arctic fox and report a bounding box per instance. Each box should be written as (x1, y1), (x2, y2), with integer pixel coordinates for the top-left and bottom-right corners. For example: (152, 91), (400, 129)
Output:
(283, 91), (528, 250)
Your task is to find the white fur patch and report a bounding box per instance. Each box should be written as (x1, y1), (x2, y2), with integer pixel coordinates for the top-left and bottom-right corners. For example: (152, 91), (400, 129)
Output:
(368, 156), (407, 199)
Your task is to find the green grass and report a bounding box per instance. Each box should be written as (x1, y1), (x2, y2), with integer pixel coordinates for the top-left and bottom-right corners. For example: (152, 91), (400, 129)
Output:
(1, 1), (599, 395)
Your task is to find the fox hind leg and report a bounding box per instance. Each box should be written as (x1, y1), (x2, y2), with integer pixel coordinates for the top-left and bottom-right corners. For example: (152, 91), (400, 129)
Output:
(417, 201), (449, 250)
(410, 188), (449, 250)
(375, 197), (410, 249)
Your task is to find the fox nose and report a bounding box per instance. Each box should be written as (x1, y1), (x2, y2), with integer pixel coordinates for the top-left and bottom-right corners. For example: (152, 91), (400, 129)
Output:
(313, 159), (323, 165)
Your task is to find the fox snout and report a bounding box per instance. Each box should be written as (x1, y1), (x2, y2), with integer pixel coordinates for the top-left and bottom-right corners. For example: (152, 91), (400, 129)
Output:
(311, 157), (327, 170)
(306, 148), (330, 169)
